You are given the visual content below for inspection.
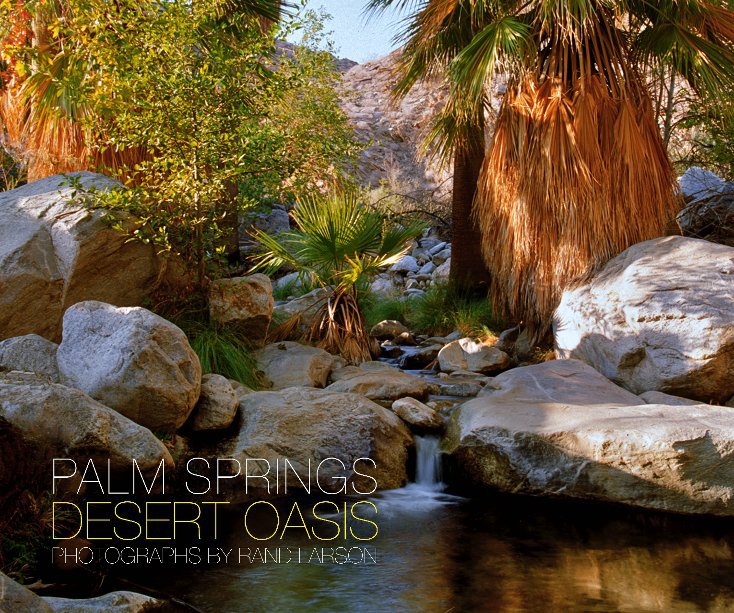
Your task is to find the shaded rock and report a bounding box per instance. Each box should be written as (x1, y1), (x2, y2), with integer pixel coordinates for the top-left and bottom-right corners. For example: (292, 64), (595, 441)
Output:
(57, 301), (201, 432)
(398, 344), (441, 370)
(238, 205), (290, 255)
(446, 359), (734, 516)
(209, 274), (274, 340)
(193, 387), (412, 497)
(0, 572), (52, 612)
(433, 259), (451, 280)
(189, 374), (239, 432)
(677, 168), (734, 247)
(0, 334), (59, 381)
(273, 287), (330, 330)
(0, 172), (161, 342)
(380, 342), (403, 359)
(370, 276), (396, 296)
(438, 338), (510, 374)
(494, 326), (521, 354)
(391, 397), (443, 432)
(370, 320), (409, 340)
(255, 342), (334, 389)
(327, 363), (428, 401)
(43, 591), (164, 612)
(0, 373), (173, 475)
(390, 255), (419, 274)
(639, 391), (703, 406)
(432, 248), (452, 265)
(433, 379), (482, 397)
(554, 236), (734, 403)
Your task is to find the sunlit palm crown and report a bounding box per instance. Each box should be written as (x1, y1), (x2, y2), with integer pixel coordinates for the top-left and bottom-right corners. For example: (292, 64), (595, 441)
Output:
(370, 0), (734, 333)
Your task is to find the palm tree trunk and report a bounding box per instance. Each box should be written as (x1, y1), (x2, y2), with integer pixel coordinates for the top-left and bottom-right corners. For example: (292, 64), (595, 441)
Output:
(449, 119), (491, 289)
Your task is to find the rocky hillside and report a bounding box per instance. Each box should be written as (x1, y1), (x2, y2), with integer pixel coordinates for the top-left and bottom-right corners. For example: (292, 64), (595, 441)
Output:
(339, 50), (452, 202)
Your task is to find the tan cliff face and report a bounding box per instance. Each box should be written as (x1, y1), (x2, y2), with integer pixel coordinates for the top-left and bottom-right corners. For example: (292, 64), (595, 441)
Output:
(338, 50), (453, 203)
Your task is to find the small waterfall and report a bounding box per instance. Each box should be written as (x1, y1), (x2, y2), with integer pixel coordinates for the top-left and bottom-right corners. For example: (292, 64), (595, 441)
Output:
(414, 435), (443, 488)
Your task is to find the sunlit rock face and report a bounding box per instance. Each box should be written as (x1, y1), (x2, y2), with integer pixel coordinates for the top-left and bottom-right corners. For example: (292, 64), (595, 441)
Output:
(57, 301), (201, 432)
(445, 359), (734, 516)
(0, 172), (161, 342)
(554, 236), (734, 403)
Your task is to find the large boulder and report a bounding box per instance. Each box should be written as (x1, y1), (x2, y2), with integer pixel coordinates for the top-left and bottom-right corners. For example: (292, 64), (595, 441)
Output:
(0, 334), (60, 381)
(189, 387), (412, 497)
(554, 236), (734, 403)
(0, 373), (173, 475)
(255, 342), (335, 389)
(437, 338), (510, 375)
(57, 302), (201, 432)
(0, 173), (161, 342)
(0, 572), (52, 612)
(370, 320), (409, 340)
(445, 359), (734, 516)
(188, 374), (239, 432)
(208, 274), (274, 340)
(327, 362), (428, 402)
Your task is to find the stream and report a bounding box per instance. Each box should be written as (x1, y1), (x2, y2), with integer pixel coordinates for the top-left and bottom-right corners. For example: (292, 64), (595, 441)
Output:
(147, 357), (734, 612)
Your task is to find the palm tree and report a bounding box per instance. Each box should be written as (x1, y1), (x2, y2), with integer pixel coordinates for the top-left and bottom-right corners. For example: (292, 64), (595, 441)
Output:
(251, 190), (425, 363)
(369, 0), (734, 338)
(368, 0), (492, 289)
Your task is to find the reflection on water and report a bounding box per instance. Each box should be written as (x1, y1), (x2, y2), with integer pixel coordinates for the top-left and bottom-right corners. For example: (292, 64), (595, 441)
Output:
(152, 447), (734, 612)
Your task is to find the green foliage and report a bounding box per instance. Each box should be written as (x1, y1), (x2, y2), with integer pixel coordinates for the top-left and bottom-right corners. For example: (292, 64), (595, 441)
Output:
(177, 319), (264, 389)
(681, 89), (734, 181)
(3, 0), (359, 287)
(251, 189), (425, 362)
(251, 189), (426, 290)
(0, 144), (25, 191)
(364, 282), (504, 339)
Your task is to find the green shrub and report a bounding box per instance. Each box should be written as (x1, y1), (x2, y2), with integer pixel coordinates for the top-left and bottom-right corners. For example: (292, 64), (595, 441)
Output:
(365, 282), (504, 339)
(177, 319), (264, 389)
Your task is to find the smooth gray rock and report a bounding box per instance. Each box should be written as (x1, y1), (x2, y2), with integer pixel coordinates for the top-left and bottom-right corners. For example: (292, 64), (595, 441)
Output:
(189, 374), (239, 431)
(0, 572), (52, 612)
(57, 301), (201, 432)
(555, 236), (734, 403)
(255, 341), (335, 389)
(438, 338), (510, 375)
(446, 359), (734, 516)
(0, 173), (161, 341)
(189, 387), (413, 498)
(0, 372), (173, 474)
(0, 334), (59, 381)
(391, 397), (443, 432)
(327, 362), (428, 401)
(370, 320), (410, 340)
(389, 255), (419, 274)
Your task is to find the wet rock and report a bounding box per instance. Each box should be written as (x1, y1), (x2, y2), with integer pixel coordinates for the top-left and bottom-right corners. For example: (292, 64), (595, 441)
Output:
(209, 274), (274, 340)
(446, 359), (734, 516)
(438, 338), (510, 375)
(555, 236), (734, 403)
(255, 342), (335, 389)
(57, 301), (201, 432)
(0, 334), (59, 381)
